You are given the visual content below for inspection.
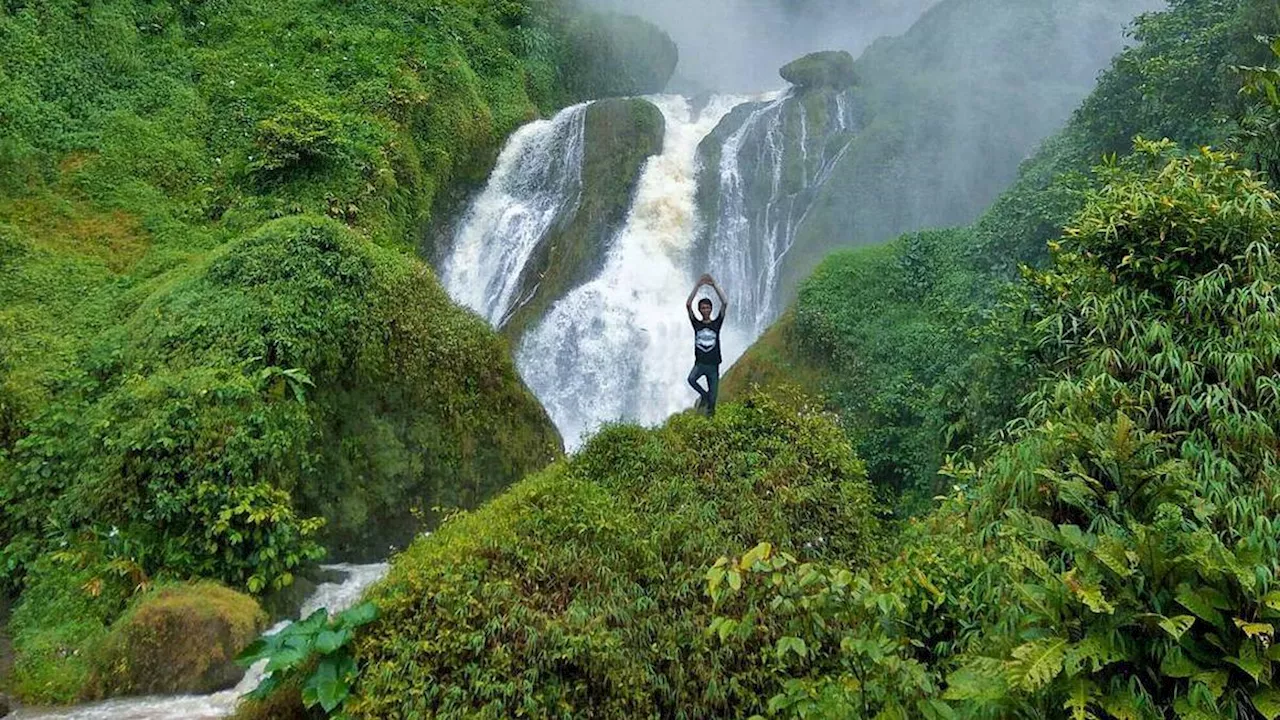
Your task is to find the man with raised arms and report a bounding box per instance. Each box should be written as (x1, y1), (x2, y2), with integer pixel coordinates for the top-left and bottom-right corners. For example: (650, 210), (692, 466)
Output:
(685, 273), (728, 416)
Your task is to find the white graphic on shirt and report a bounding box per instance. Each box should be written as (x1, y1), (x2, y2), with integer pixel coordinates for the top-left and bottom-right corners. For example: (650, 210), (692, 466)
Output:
(696, 328), (718, 353)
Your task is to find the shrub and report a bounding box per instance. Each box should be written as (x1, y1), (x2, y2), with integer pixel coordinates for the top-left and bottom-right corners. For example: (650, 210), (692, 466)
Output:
(344, 393), (880, 718)
(715, 143), (1280, 719)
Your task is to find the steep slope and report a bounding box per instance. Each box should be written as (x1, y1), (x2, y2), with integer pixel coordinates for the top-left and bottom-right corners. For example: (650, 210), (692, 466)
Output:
(777, 0), (1162, 298)
(0, 0), (677, 704)
(726, 0), (1279, 505)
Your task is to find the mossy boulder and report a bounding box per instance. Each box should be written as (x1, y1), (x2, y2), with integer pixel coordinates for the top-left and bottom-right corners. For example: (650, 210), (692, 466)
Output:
(343, 393), (880, 717)
(4, 217), (563, 583)
(502, 98), (665, 341)
(559, 13), (679, 101)
(780, 51), (857, 90)
(85, 583), (266, 698)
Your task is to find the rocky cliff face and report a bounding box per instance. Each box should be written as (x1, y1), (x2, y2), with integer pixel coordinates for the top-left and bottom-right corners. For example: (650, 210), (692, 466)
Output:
(694, 51), (862, 334)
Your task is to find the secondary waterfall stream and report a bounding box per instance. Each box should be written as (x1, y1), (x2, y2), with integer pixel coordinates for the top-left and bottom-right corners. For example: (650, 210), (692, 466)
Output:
(10, 564), (389, 720)
(442, 91), (852, 447)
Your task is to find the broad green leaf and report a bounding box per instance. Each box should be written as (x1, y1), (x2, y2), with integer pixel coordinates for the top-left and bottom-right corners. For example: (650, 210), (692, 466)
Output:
(944, 658), (1007, 702)
(1008, 637), (1069, 691)
(1225, 643), (1266, 683)
(1159, 615), (1197, 641)
(1252, 689), (1280, 720)
(1160, 647), (1199, 678)
(1064, 677), (1097, 720)
(315, 627), (353, 655)
(1234, 618), (1275, 638)
(304, 657), (352, 712)
(1176, 586), (1228, 627)
(339, 601), (378, 628)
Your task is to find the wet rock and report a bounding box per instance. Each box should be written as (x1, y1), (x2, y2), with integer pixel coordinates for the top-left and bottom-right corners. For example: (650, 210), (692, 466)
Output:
(780, 50), (857, 90)
(85, 582), (266, 698)
(501, 97), (666, 341)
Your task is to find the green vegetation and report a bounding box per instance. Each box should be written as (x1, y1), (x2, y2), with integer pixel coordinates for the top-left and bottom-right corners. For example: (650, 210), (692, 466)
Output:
(342, 392), (878, 717)
(239, 601), (379, 718)
(779, 50), (857, 90)
(0, 0), (677, 705)
(9, 544), (262, 703)
(774, 0), (1162, 297)
(87, 582), (265, 697)
(729, 0), (1280, 507)
(716, 140), (1280, 718)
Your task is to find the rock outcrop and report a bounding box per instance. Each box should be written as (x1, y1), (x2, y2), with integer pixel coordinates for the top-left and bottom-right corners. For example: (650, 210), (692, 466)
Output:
(780, 50), (857, 90)
(85, 583), (266, 697)
(501, 98), (665, 342)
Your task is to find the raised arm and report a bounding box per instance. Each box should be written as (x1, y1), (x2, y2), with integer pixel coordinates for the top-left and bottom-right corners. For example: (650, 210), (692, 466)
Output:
(707, 275), (729, 315)
(686, 275), (709, 316)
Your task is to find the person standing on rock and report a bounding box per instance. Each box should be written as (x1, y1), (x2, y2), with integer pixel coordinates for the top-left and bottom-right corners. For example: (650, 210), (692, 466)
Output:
(686, 273), (728, 416)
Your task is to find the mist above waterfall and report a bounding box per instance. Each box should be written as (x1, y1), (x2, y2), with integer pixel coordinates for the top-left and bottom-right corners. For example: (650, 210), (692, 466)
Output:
(576, 0), (939, 93)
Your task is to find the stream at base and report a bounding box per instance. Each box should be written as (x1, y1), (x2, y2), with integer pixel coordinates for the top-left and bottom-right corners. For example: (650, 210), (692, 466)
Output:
(11, 563), (389, 720)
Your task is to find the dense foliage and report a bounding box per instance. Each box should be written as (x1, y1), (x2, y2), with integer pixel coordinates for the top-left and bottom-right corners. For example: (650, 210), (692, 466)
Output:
(342, 393), (879, 718)
(714, 141), (1280, 719)
(0, 0), (677, 704)
(728, 0), (1280, 507)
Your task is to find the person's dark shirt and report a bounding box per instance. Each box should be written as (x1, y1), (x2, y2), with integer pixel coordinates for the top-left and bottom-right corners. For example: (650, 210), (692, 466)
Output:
(690, 311), (724, 366)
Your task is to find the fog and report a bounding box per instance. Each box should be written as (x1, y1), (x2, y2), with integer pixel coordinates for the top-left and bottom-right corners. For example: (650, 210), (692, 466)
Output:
(579, 0), (941, 93)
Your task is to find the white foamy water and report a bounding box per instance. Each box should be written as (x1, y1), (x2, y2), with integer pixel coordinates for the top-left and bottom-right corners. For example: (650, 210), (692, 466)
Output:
(11, 563), (389, 720)
(704, 89), (855, 337)
(442, 104), (588, 326)
(516, 95), (751, 447)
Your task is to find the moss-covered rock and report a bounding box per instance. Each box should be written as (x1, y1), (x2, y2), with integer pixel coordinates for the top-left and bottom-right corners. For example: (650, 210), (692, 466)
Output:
(501, 98), (665, 341)
(5, 217), (562, 589)
(85, 583), (266, 698)
(559, 13), (679, 101)
(343, 393), (880, 718)
(780, 50), (857, 90)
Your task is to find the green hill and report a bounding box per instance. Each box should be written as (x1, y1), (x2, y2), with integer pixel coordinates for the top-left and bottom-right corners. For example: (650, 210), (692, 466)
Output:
(0, 0), (676, 704)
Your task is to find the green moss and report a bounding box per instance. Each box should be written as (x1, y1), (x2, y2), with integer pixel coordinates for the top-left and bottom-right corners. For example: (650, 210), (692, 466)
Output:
(8, 553), (133, 704)
(557, 12), (678, 102)
(779, 51), (857, 90)
(344, 393), (880, 718)
(502, 97), (665, 341)
(85, 582), (266, 698)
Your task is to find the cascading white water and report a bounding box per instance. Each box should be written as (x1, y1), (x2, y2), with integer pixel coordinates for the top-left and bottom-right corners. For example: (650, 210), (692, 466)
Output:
(442, 104), (588, 326)
(10, 563), (389, 720)
(704, 89), (856, 337)
(515, 95), (749, 447)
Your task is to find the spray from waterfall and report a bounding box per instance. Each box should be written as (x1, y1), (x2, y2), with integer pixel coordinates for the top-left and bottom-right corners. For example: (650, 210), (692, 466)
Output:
(442, 104), (588, 325)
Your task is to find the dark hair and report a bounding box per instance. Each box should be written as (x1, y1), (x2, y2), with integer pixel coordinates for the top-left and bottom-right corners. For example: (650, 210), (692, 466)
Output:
(698, 298), (713, 309)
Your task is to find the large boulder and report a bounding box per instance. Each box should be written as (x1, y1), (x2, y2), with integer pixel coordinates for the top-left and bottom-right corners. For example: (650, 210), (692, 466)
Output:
(560, 13), (679, 101)
(85, 583), (266, 697)
(780, 51), (857, 90)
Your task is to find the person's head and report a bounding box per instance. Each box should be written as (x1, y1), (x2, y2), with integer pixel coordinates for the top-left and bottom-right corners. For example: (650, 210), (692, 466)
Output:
(698, 298), (714, 320)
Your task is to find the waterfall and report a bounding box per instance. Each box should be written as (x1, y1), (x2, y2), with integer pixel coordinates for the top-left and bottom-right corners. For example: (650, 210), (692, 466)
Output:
(439, 90), (852, 449)
(703, 89), (856, 337)
(515, 95), (748, 448)
(10, 564), (390, 720)
(442, 104), (588, 326)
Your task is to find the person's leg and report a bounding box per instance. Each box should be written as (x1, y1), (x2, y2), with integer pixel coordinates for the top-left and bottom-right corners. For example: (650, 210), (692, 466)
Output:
(688, 364), (709, 406)
(706, 365), (720, 416)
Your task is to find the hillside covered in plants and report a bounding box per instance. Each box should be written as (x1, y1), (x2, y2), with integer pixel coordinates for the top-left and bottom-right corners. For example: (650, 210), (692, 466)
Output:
(3, 0), (1280, 717)
(0, 0), (675, 706)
